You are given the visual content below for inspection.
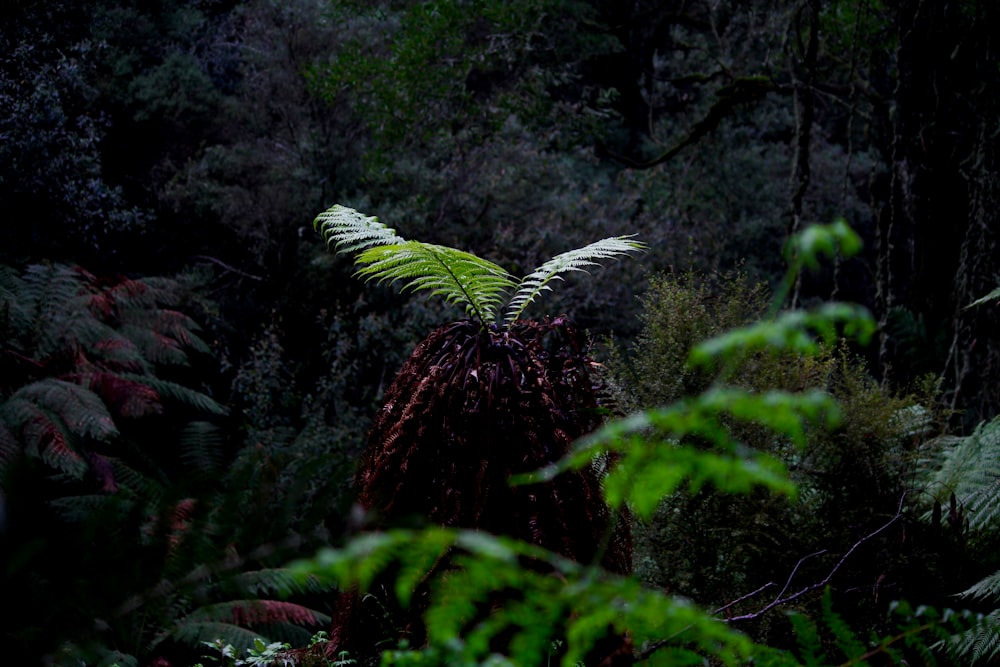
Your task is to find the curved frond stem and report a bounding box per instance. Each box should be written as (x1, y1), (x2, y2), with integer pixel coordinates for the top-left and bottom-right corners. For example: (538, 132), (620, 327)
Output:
(505, 236), (645, 326)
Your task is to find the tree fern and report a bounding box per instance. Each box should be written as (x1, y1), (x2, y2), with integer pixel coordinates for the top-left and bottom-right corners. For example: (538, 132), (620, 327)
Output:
(0, 263), (243, 664)
(314, 204), (643, 329)
(310, 205), (641, 662)
(920, 414), (1000, 663)
(921, 416), (1000, 532)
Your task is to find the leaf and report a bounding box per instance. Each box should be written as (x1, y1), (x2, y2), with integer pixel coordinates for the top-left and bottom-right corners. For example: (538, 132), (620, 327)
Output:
(314, 204), (404, 252)
(967, 285), (1000, 309)
(178, 420), (223, 478)
(314, 205), (642, 328)
(7, 379), (119, 441)
(119, 374), (227, 416)
(355, 241), (516, 324)
(505, 236), (645, 325)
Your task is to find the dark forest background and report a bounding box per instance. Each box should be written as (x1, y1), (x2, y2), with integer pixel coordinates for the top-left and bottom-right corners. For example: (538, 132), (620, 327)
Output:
(2, 0), (999, 665)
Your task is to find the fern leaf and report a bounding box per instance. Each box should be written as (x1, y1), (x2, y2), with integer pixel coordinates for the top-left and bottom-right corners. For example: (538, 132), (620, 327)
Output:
(157, 620), (268, 653)
(120, 324), (189, 366)
(922, 416), (1000, 532)
(226, 567), (337, 598)
(85, 372), (163, 419)
(8, 379), (119, 441)
(958, 570), (1000, 602)
(967, 285), (1000, 309)
(314, 204), (404, 252)
(356, 241), (516, 324)
(0, 267), (31, 340)
(189, 599), (331, 628)
(178, 421), (223, 479)
(4, 398), (89, 476)
(940, 610), (1000, 664)
(505, 236), (645, 325)
(119, 374), (227, 416)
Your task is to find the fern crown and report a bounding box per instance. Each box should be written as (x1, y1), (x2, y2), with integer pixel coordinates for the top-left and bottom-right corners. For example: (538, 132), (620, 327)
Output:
(314, 205), (644, 328)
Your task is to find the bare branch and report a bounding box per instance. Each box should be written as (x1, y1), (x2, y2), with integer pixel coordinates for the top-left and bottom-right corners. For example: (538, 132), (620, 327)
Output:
(637, 495), (907, 663)
(724, 494), (906, 623)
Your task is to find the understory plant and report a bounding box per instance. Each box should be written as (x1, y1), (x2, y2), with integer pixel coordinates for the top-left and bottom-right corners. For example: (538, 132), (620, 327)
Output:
(312, 205), (641, 661)
(916, 284), (1000, 664)
(0, 264), (333, 664)
(285, 217), (986, 665)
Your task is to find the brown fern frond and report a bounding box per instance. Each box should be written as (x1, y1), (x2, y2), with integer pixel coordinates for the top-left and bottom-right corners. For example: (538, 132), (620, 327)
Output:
(334, 318), (632, 662)
(356, 318), (629, 567)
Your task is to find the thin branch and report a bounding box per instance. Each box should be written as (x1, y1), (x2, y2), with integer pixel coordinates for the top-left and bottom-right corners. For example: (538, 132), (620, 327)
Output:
(713, 582), (776, 616)
(601, 77), (789, 170)
(638, 495), (907, 662)
(193, 255), (265, 282)
(724, 493), (906, 623)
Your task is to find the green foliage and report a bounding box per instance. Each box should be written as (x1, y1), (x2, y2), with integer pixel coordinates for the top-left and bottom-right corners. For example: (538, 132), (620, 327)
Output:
(292, 528), (756, 667)
(314, 205), (643, 329)
(919, 411), (1000, 663)
(0, 263), (339, 664)
(284, 222), (974, 665)
(921, 417), (1000, 534)
(606, 265), (936, 649)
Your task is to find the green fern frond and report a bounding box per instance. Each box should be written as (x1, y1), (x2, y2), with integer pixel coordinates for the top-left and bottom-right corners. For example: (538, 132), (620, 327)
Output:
(0, 267), (30, 340)
(226, 568), (337, 599)
(119, 374), (227, 416)
(7, 379), (119, 441)
(940, 610), (1000, 665)
(505, 235), (645, 325)
(958, 569), (1000, 602)
(107, 455), (167, 499)
(314, 204), (642, 328)
(120, 324), (189, 366)
(178, 421), (223, 479)
(314, 204), (404, 252)
(355, 241), (516, 324)
(967, 285), (1000, 309)
(921, 416), (1000, 532)
(156, 620), (268, 653)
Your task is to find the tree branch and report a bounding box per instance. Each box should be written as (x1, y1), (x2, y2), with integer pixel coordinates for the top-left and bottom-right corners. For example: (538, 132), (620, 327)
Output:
(636, 494), (907, 662)
(724, 493), (906, 623)
(600, 77), (788, 170)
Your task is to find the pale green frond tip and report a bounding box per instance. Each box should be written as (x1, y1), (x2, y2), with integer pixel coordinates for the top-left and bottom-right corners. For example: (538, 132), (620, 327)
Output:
(314, 204), (643, 328)
(313, 204), (404, 253)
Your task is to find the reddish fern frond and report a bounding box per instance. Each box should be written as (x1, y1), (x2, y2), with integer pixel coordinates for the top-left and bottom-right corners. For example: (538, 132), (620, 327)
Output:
(86, 451), (119, 492)
(90, 336), (147, 372)
(85, 372), (163, 419)
(0, 421), (22, 479)
(150, 309), (211, 355)
(166, 498), (198, 552)
(224, 600), (331, 627)
(19, 410), (88, 478)
(9, 379), (118, 441)
(120, 325), (188, 366)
